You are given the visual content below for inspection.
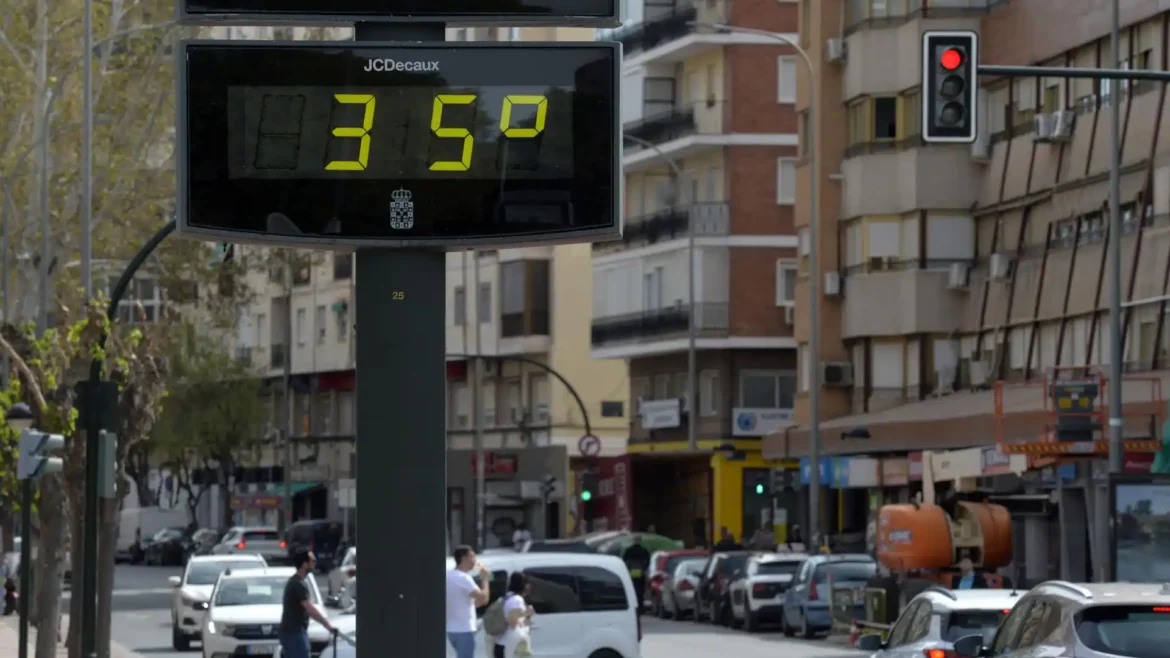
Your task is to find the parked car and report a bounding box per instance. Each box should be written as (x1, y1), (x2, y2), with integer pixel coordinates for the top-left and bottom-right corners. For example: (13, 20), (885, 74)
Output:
(326, 547), (357, 603)
(728, 552), (807, 631)
(780, 553), (876, 638)
(950, 580), (1170, 658)
(694, 550), (763, 625)
(658, 556), (708, 621)
(145, 527), (193, 566)
(211, 527), (287, 564)
(858, 585), (1023, 658)
(190, 528), (226, 557)
(647, 549), (707, 615)
(520, 531), (630, 554)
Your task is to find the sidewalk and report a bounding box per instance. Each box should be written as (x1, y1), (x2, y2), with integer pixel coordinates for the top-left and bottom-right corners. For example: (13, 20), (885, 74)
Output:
(0, 616), (142, 658)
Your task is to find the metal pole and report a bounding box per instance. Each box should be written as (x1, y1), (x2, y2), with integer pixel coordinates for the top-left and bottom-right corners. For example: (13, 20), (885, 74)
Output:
(80, 0), (93, 298)
(17, 478), (31, 658)
(281, 261), (294, 531)
(621, 135), (691, 449)
(699, 22), (821, 549)
(1107, 0), (1123, 479)
(470, 252), (487, 549)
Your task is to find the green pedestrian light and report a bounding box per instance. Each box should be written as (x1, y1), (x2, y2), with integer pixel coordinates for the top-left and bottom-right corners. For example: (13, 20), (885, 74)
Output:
(580, 490), (592, 502)
(755, 483), (765, 495)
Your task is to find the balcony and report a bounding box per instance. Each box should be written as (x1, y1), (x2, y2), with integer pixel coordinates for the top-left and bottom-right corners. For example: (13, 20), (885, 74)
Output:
(844, 0), (999, 36)
(841, 265), (969, 339)
(592, 303), (729, 348)
(623, 100), (795, 171)
(596, 202), (729, 255)
(499, 259), (551, 355)
(608, 0), (731, 65)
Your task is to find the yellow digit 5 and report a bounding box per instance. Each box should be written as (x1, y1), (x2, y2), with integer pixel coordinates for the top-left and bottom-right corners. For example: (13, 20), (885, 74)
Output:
(325, 94), (376, 171)
(429, 94), (477, 171)
(499, 95), (548, 138)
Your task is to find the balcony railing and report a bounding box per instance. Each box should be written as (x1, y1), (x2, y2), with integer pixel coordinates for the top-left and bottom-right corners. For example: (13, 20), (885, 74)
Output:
(592, 302), (729, 346)
(607, 202), (730, 249)
(624, 101), (726, 147)
(845, 0), (998, 36)
(608, 0), (729, 57)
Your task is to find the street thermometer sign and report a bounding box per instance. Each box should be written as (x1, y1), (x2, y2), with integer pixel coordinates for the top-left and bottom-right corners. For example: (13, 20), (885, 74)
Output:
(178, 0), (619, 26)
(176, 41), (621, 247)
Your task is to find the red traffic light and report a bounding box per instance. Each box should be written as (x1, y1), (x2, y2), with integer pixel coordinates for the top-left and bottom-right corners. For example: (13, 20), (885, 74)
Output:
(940, 48), (964, 71)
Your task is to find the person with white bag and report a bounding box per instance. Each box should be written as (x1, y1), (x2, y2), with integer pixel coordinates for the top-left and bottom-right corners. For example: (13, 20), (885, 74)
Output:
(494, 572), (534, 658)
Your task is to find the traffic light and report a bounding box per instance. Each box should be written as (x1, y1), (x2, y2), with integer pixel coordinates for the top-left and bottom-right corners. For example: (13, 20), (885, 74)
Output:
(754, 483), (766, 495)
(579, 470), (598, 527)
(17, 429), (65, 480)
(922, 30), (978, 143)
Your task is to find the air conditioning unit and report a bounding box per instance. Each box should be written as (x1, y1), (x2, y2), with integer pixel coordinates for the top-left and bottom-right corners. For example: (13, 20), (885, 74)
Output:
(988, 253), (1012, 280)
(971, 132), (990, 162)
(783, 305), (795, 325)
(826, 37), (847, 63)
(823, 271), (843, 298)
(948, 262), (970, 290)
(1050, 109), (1074, 141)
(821, 362), (853, 387)
(1033, 112), (1055, 141)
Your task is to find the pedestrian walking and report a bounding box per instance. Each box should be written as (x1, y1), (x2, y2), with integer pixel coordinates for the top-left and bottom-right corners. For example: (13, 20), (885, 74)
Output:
(447, 545), (491, 658)
(492, 572), (534, 658)
(713, 527), (741, 551)
(622, 535), (651, 614)
(279, 549), (336, 658)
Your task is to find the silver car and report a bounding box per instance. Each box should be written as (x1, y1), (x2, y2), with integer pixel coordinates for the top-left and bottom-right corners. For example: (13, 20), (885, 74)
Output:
(950, 581), (1170, 658)
(858, 586), (1022, 658)
(658, 557), (707, 620)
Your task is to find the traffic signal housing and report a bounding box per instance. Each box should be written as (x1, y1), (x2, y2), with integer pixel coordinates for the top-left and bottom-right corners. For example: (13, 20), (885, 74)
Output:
(579, 469), (599, 525)
(922, 30), (978, 143)
(17, 430), (65, 480)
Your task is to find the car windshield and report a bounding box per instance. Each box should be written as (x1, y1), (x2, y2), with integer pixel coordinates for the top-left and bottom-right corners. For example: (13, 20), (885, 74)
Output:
(215, 576), (314, 606)
(943, 609), (1008, 642)
(812, 561), (875, 583)
(186, 561), (265, 586)
(720, 554), (750, 574)
(243, 530), (280, 542)
(675, 559), (707, 577)
(756, 561), (801, 576)
(1075, 605), (1170, 658)
(664, 554), (703, 575)
(154, 527), (184, 541)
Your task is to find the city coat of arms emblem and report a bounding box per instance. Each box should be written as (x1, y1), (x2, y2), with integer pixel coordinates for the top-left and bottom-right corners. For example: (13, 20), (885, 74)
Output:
(390, 188), (414, 230)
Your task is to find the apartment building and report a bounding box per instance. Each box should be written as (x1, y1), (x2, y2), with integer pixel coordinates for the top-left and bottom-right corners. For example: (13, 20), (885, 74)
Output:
(767, 1), (1170, 561)
(588, 0), (801, 545)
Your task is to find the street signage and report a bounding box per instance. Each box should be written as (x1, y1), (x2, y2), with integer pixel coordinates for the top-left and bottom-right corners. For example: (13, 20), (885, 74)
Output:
(177, 0), (619, 30)
(177, 41), (621, 248)
(578, 433), (601, 457)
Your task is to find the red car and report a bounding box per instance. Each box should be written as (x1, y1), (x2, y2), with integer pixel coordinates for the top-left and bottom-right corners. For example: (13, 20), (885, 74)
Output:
(647, 549), (708, 613)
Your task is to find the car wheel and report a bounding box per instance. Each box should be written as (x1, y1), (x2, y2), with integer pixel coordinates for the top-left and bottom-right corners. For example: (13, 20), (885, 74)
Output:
(671, 599), (684, 621)
(801, 610), (816, 639)
(172, 624), (190, 651)
(781, 608), (795, 637)
(744, 606), (758, 633)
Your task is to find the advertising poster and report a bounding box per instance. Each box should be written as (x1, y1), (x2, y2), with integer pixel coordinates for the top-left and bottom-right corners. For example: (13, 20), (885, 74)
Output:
(1112, 476), (1170, 582)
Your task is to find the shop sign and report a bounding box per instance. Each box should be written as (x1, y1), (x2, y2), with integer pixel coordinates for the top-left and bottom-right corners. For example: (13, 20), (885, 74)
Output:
(800, 456), (835, 486)
(232, 493), (282, 510)
(640, 398), (681, 430)
(731, 407), (794, 436)
(908, 452), (924, 480)
(837, 457), (879, 488)
(881, 458), (910, 486)
(470, 452), (518, 478)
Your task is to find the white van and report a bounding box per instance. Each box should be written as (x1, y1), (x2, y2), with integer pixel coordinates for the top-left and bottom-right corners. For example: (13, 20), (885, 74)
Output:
(448, 552), (642, 658)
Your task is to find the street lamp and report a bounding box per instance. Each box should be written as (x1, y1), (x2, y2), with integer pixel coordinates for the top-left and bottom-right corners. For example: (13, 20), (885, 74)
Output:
(689, 21), (824, 549)
(7, 401), (34, 658)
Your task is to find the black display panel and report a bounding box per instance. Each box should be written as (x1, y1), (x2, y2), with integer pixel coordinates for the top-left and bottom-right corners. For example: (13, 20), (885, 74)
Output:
(178, 0), (618, 26)
(178, 42), (621, 247)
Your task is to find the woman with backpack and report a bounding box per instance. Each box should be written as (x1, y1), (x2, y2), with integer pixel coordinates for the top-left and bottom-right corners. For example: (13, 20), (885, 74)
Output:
(484, 572), (534, 658)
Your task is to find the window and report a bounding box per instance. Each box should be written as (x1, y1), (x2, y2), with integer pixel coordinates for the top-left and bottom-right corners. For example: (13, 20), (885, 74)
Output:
(699, 370), (720, 417)
(776, 157), (797, 204)
(901, 89), (921, 138)
(799, 343), (811, 391)
(450, 383), (470, 428)
(115, 277), (162, 323)
(478, 283), (492, 323)
(524, 567), (582, 614)
(740, 372), (796, 409)
(798, 227), (810, 256)
(811, 560), (875, 583)
(256, 314), (268, 345)
(753, 561), (801, 576)
(314, 305), (326, 344)
(295, 307), (306, 345)
(873, 97), (897, 139)
(776, 260), (797, 305)
(506, 380), (522, 424)
(642, 267), (663, 310)
(1016, 600), (1062, 648)
(847, 100), (867, 146)
(577, 567), (629, 611)
(777, 56), (797, 103)
(991, 600), (1034, 654)
(944, 610), (1009, 643)
(332, 252), (352, 280)
(453, 286), (466, 326)
(335, 302), (349, 342)
(653, 374), (671, 399)
(885, 600), (921, 647)
(1075, 605), (1170, 657)
(798, 110), (811, 158)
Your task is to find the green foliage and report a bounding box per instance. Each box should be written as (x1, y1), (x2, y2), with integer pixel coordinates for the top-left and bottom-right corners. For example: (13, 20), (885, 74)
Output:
(0, 378), (26, 511)
(154, 323), (268, 479)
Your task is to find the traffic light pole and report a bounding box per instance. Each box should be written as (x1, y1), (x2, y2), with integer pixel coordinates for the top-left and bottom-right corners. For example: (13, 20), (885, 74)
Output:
(17, 477), (30, 658)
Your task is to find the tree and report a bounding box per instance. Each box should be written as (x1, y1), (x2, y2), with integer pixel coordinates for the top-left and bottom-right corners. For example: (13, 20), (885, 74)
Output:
(154, 325), (268, 529)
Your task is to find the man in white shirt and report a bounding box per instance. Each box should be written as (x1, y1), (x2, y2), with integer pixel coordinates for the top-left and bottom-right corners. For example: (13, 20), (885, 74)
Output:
(446, 545), (490, 658)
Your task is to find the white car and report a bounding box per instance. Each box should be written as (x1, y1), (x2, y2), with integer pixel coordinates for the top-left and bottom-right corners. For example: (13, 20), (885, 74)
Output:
(857, 586), (1024, 658)
(446, 552), (643, 658)
(211, 527), (288, 564)
(170, 554), (268, 650)
(201, 566), (330, 658)
(326, 547), (356, 598)
(728, 553), (807, 631)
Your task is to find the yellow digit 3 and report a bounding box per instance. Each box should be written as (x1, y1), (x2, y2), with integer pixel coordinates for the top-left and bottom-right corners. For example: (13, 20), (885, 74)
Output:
(325, 94), (376, 171)
(429, 94), (478, 171)
(499, 95), (548, 138)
